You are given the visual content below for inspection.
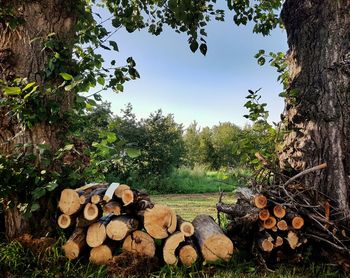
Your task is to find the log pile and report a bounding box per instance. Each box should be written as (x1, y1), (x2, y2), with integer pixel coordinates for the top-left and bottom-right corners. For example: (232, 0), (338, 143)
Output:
(57, 183), (234, 268)
(217, 162), (350, 270)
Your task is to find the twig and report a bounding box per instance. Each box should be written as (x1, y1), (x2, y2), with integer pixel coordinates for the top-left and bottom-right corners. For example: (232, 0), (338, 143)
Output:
(305, 233), (350, 255)
(283, 163), (327, 187)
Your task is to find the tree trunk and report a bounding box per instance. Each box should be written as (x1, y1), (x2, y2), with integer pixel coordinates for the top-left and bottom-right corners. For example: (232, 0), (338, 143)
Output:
(0, 0), (77, 239)
(280, 0), (350, 215)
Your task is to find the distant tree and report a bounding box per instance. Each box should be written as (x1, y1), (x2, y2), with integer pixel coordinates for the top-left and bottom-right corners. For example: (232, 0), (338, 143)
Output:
(183, 121), (201, 167)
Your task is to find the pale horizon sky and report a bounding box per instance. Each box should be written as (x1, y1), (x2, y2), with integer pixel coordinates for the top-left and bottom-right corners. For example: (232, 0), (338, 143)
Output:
(96, 8), (288, 129)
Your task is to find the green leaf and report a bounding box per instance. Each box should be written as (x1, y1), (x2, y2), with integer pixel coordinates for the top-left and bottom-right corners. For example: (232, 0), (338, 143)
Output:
(190, 40), (199, 53)
(199, 44), (207, 56)
(97, 76), (105, 86)
(3, 86), (21, 96)
(60, 72), (73, 80)
(46, 181), (58, 192)
(126, 148), (141, 158)
(109, 41), (119, 51)
(30, 203), (40, 212)
(106, 132), (117, 143)
(32, 188), (46, 200)
(63, 144), (74, 151)
(22, 82), (36, 91)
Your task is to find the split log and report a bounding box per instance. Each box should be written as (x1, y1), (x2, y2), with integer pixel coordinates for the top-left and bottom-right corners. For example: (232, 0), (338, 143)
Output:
(178, 244), (198, 267)
(143, 204), (177, 239)
(83, 203), (100, 221)
(103, 201), (122, 216)
(277, 220), (288, 231)
(273, 205), (286, 219)
(192, 214), (234, 262)
(90, 242), (115, 265)
(106, 216), (139, 241)
(122, 230), (156, 257)
(258, 209), (270, 221)
(58, 214), (75, 229)
(263, 217), (277, 230)
(177, 216), (195, 237)
(163, 232), (185, 265)
(63, 227), (86, 260)
(58, 189), (82, 215)
(287, 231), (300, 249)
(86, 215), (112, 247)
(103, 183), (120, 202)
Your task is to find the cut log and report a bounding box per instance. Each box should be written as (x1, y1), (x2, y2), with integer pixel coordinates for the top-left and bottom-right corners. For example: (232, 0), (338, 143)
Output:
(63, 227), (86, 260)
(263, 217), (277, 230)
(83, 203), (100, 221)
(121, 189), (135, 206)
(58, 214), (75, 229)
(274, 236), (284, 248)
(76, 217), (95, 228)
(277, 220), (288, 231)
(58, 189), (82, 215)
(258, 237), (274, 252)
(74, 182), (106, 192)
(90, 243), (115, 265)
(273, 205), (286, 219)
(177, 216), (195, 237)
(192, 214), (234, 262)
(91, 188), (107, 204)
(258, 209), (270, 221)
(114, 184), (130, 198)
(106, 216), (139, 241)
(163, 232), (185, 265)
(287, 231), (300, 249)
(86, 216), (112, 248)
(103, 201), (122, 216)
(179, 244), (198, 267)
(292, 216), (304, 230)
(143, 204), (177, 239)
(254, 194), (267, 209)
(122, 230), (156, 257)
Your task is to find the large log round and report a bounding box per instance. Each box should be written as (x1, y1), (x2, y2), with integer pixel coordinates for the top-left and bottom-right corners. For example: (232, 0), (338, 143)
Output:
(192, 214), (234, 262)
(122, 230), (155, 257)
(58, 189), (81, 215)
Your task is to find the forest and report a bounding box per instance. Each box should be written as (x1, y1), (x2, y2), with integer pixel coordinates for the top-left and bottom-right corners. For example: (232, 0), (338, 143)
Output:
(0, 0), (349, 277)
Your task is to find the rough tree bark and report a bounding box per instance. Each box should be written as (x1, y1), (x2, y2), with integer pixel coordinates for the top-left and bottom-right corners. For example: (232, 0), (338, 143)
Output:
(0, 0), (78, 240)
(280, 0), (350, 215)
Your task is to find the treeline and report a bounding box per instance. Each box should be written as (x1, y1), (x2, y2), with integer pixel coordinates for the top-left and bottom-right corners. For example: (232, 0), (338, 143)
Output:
(72, 102), (276, 192)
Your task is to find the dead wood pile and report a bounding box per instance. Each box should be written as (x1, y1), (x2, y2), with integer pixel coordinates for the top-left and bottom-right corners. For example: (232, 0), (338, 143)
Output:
(57, 182), (234, 272)
(217, 159), (350, 271)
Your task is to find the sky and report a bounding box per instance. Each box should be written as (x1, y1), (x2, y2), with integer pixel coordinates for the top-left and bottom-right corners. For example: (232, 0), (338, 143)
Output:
(97, 8), (288, 128)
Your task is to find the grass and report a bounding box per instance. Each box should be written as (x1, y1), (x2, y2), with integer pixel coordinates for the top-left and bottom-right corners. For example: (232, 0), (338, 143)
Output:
(160, 166), (251, 194)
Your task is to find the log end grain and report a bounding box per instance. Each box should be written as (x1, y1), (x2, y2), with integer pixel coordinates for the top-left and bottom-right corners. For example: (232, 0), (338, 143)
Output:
(292, 216), (304, 230)
(258, 209), (270, 221)
(179, 245), (198, 267)
(86, 222), (107, 247)
(58, 214), (73, 229)
(122, 231), (155, 257)
(163, 232), (185, 265)
(114, 184), (130, 198)
(273, 205), (286, 219)
(83, 203), (99, 221)
(201, 234), (234, 262)
(90, 245), (113, 265)
(254, 194), (267, 209)
(58, 189), (81, 215)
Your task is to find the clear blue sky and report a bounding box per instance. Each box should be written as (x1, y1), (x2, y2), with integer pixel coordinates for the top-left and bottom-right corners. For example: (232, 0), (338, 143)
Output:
(98, 9), (288, 128)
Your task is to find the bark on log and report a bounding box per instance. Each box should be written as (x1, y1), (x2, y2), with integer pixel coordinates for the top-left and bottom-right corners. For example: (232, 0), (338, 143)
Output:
(143, 204), (177, 239)
(103, 201), (122, 216)
(63, 227), (86, 260)
(163, 232), (185, 265)
(122, 230), (156, 257)
(90, 188), (107, 204)
(192, 214), (234, 262)
(177, 216), (195, 237)
(106, 215), (139, 241)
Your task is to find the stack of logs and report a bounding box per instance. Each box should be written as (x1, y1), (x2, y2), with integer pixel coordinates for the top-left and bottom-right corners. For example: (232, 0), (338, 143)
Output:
(58, 183), (233, 267)
(217, 188), (308, 266)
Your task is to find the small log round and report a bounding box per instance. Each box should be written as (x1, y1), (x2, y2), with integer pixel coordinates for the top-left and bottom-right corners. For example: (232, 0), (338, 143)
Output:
(90, 244), (114, 265)
(91, 188), (107, 204)
(277, 220), (288, 231)
(121, 189), (134, 206)
(292, 216), (304, 230)
(122, 230), (156, 257)
(258, 238), (274, 252)
(63, 228), (86, 260)
(273, 205), (286, 219)
(144, 204), (177, 239)
(177, 216), (195, 237)
(86, 222), (107, 247)
(103, 201), (122, 216)
(179, 244), (198, 267)
(106, 216), (139, 241)
(163, 232), (185, 265)
(258, 209), (270, 221)
(114, 184), (131, 198)
(192, 214), (234, 262)
(58, 214), (74, 229)
(254, 194), (267, 209)
(263, 216), (277, 230)
(274, 236), (284, 247)
(58, 189), (81, 215)
(83, 203), (100, 221)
